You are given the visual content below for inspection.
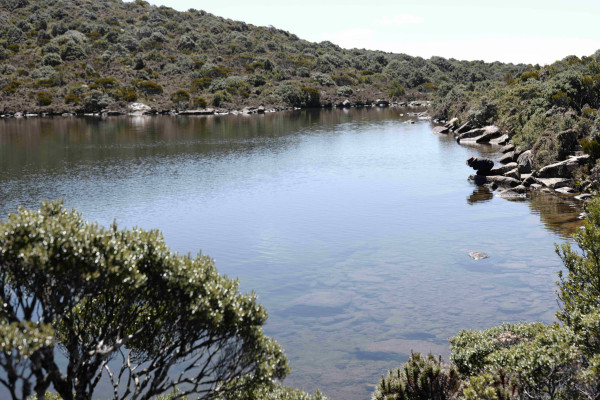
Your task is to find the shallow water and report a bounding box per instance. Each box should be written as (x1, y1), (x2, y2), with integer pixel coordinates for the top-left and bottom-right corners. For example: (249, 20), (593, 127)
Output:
(0, 109), (584, 400)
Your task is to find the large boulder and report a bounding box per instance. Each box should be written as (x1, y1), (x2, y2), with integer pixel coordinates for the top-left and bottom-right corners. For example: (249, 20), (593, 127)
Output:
(498, 151), (517, 164)
(535, 177), (572, 189)
(537, 155), (589, 178)
(466, 157), (494, 174)
(489, 134), (510, 145)
(457, 125), (502, 144)
(517, 150), (533, 174)
(456, 122), (472, 134)
(432, 126), (450, 134)
(499, 144), (515, 154)
(128, 102), (151, 115)
(488, 162), (518, 176)
(445, 117), (459, 129)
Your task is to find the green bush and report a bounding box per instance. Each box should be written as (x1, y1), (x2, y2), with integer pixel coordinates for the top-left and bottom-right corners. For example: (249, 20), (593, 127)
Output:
(136, 80), (163, 95)
(60, 40), (87, 61)
(192, 97), (208, 109)
(41, 53), (62, 66)
(581, 138), (600, 160)
(388, 81), (405, 99)
(301, 87), (320, 107)
(372, 353), (461, 400)
(311, 72), (335, 87)
(36, 91), (52, 106)
(170, 89), (191, 109)
(95, 77), (118, 89)
(336, 86), (352, 97)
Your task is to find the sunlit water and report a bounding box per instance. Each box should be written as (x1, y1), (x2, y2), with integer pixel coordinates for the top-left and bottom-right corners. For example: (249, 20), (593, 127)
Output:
(0, 109), (584, 400)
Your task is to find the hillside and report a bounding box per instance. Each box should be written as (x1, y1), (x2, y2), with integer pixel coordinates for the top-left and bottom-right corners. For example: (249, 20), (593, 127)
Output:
(0, 0), (528, 114)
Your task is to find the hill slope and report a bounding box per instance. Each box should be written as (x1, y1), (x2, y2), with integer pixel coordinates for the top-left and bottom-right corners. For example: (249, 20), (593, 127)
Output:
(0, 0), (528, 113)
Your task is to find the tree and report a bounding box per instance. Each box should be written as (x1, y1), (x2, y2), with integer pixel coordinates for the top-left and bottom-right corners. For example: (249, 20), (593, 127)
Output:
(0, 201), (288, 400)
(557, 197), (600, 329)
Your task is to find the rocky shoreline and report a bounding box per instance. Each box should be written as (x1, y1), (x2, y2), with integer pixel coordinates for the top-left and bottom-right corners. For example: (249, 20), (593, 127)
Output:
(0, 100), (431, 119)
(434, 118), (598, 206)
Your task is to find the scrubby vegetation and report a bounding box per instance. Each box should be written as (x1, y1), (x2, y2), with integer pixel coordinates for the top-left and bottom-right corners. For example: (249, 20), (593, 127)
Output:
(430, 52), (600, 173)
(374, 197), (600, 399)
(0, 0), (531, 114)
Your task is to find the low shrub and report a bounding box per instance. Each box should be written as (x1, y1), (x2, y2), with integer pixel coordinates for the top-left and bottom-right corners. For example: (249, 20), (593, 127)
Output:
(37, 91), (52, 106)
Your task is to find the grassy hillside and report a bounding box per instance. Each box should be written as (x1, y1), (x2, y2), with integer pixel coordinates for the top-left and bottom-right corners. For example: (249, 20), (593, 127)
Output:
(0, 0), (528, 114)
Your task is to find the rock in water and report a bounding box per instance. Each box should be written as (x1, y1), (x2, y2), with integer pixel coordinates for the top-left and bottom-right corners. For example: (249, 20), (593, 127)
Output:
(466, 157), (494, 174)
(469, 251), (489, 260)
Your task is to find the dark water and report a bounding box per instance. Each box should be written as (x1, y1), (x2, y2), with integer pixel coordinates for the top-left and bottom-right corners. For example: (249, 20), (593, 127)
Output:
(0, 109), (584, 400)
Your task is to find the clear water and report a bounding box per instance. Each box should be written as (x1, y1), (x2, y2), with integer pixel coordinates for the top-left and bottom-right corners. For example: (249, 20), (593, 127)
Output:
(0, 109), (584, 400)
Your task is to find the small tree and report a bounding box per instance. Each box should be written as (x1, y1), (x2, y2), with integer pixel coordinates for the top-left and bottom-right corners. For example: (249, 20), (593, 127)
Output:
(0, 202), (289, 400)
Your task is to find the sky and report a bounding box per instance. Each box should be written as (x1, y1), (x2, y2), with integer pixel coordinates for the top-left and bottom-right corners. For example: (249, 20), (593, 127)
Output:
(138, 0), (600, 65)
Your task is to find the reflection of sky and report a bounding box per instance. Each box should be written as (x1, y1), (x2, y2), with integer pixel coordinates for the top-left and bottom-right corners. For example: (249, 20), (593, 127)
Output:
(0, 110), (584, 400)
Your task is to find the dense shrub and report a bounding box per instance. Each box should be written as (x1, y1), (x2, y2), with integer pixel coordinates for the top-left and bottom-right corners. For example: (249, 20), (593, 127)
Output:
(42, 52), (62, 66)
(336, 86), (352, 97)
(373, 353), (461, 400)
(300, 87), (320, 107)
(192, 97), (208, 109)
(170, 89), (190, 109)
(311, 72), (335, 87)
(60, 40), (86, 61)
(136, 80), (163, 95)
(83, 90), (112, 112)
(36, 90), (52, 106)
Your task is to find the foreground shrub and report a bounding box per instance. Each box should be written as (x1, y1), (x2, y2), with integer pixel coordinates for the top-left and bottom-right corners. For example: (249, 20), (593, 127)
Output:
(373, 353), (461, 400)
(0, 201), (289, 400)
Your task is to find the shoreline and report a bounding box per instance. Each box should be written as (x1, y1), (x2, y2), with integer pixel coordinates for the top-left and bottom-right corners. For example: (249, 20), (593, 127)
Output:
(0, 101), (431, 119)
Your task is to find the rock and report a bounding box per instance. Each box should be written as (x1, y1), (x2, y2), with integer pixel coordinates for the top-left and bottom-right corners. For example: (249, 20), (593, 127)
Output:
(445, 117), (459, 129)
(498, 186), (527, 198)
(516, 150), (533, 174)
(376, 99), (389, 107)
(555, 187), (575, 194)
(483, 182), (498, 190)
(14, 112), (23, 118)
(499, 144), (515, 154)
(522, 174), (537, 187)
(469, 251), (489, 260)
(455, 122), (472, 134)
(484, 175), (521, 187)
(342, 99), (352, 108)
(128, 102), (151, 114)
(488, 162), (518, 176)
(575, 193), (592, 201)
(468, 174), (488, 186)
(466, 157), (494, 174)
(529, 183), (543, 190)
(498, 151), (516, 164)
(432, 126), (450, 134)
(257, 105), (265, 113)
(537, 155), (589, 178)
(475, 125), (502, 143)
(179, 108), (215, 115)
(536, 177), (572, 189)
(457, 127), (486, 141)
(504, 168), (520, 180)
(490, 134), (510, 145)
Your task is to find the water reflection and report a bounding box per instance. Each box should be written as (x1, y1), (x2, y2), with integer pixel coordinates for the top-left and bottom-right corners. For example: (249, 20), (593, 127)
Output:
(467, 186), (494, 205)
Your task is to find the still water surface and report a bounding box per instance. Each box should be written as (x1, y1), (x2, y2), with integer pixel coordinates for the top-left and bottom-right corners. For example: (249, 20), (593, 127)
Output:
(0, 109), (584, 400)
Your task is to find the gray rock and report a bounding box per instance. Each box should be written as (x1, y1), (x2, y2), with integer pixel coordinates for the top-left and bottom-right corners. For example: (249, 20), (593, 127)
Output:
(483, 182), (498, 191)
(537, 155), (589, 178)
(536, 177), (572, 189)
(517, 150), (533, 174)
(469, 251), (489, 260)
(432, 126), (450, 134)
(575, 193), (592, 201)
(490, 134), (510, 145)
(498, 151), (516, 164)
(488, 162), (518, 176)
(555, 187), (576, 194)
(504, 168), (520, 180)
(485, 175), (521, 187)
(445, 117), (459, 129)
(499, 144), (515, 153)
(456, 122), (472, 134)
(457, 125), (502, 144)
(467, 157), (494, 174)
(529, 183), (543, 190)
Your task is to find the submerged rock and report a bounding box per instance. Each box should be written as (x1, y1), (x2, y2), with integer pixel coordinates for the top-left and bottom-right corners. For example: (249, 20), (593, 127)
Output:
(469, 251), (489, 260)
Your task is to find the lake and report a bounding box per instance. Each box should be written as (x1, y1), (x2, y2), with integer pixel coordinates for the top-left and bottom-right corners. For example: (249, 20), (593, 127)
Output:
(0, 108), (584, 400)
